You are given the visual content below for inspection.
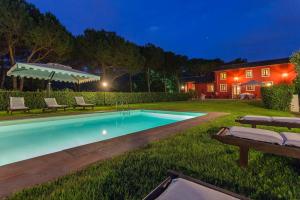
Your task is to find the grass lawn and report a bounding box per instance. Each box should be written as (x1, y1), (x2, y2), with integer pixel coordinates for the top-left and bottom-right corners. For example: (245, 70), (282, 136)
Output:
(6, 100), (300, 200)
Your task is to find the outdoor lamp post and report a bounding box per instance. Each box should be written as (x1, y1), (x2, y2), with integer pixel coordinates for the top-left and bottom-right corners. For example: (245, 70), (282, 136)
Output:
(181, 85), (185, 92)
(102, 81), (108, 105)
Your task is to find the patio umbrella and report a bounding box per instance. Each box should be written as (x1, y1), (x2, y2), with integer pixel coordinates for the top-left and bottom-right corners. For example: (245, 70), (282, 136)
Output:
(240, 80), (262, 86)
(7, 62), (100, 95)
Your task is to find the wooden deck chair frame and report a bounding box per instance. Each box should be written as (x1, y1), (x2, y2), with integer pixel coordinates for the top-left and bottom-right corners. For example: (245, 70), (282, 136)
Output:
(7, 97), (30, 114)
(212, 127), (300, 167)
(143, 170), (249, 200)
(43, 98), (67, 112)
(73, 96), (94, 110)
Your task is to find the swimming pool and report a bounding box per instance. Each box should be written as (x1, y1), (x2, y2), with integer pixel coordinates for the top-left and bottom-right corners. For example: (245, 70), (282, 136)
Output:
(0, 110), (205, 166)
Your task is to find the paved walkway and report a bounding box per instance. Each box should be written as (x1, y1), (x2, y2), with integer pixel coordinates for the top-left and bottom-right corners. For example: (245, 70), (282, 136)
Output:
(0, 112), (227, 198)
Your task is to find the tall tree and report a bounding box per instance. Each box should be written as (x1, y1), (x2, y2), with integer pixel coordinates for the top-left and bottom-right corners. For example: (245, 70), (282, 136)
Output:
(172, 55), (188, 92)
(162, 52), (188, 93)
(25, 13), (73, 63)
(21, 12), (73, 90)
(77, 29), (143, 90)
(123, 42), (144, 92)
(0, 34), (8, 88)
(188, 58), (224, 74)
(0, 0), (31, 89)
(141, 44), (164, 92)
(77, 29), (117, 85)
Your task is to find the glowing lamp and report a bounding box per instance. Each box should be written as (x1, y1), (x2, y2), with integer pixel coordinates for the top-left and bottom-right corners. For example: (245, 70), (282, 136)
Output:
(266, 83), (272, 87)
(181, 85), (185, 90)
(282, 73), (288, 78)
(102, 81), (108, 87)
(233, 77), (239, 81)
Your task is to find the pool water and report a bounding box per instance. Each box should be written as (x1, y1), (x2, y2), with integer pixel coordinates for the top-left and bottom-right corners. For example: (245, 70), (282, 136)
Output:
(0, 110), (205, 166)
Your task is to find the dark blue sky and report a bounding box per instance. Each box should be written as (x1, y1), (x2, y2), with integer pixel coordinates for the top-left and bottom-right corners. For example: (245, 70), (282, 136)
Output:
(27, 0), (300, 62)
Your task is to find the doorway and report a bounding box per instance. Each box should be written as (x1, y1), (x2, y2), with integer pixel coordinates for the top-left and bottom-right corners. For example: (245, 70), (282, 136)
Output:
(232, 84), (241, 98)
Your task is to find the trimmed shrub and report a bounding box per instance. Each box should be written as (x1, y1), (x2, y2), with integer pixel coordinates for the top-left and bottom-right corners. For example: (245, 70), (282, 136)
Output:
(0, 90), (191, 110)
(261, 84), (294, 111)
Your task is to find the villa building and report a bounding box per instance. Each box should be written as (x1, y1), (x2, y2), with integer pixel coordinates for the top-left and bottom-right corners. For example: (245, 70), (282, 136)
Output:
(182, 58), (297, 99)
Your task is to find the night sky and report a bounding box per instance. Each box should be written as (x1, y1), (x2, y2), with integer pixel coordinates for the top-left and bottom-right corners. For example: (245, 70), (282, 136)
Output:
(27, 0), (300, 62)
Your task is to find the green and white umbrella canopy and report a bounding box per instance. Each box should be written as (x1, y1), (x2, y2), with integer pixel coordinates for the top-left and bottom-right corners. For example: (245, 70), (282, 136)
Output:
(7, 63), (100, 83)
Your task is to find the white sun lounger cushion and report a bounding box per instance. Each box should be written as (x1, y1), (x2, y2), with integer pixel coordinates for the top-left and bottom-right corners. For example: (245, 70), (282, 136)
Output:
(281, 132), (300, 148)
(10, 97), (28, 109)
(228, 126), (284, 145)
(156, 178), (239, 200)
(272, 117), (300, 124)
(242, 115), (272, 122)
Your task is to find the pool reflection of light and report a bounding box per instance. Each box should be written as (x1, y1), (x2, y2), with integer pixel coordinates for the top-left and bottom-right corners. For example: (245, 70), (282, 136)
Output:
(101, 130), (107, 135)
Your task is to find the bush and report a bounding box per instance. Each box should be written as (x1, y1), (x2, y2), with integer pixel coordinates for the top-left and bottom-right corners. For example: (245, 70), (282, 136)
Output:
(0, 90), (191, 110)
(261, 84), (294, 111)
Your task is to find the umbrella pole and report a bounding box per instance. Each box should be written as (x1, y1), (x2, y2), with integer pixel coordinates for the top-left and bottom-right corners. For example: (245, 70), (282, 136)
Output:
(78, 81), (80, 92)
(47, 80), (51, 97)
(47, 72), (55, 97)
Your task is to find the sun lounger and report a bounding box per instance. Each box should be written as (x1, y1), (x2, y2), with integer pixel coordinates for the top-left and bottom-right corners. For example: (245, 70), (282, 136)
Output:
(73, 96), (94, 109)
(236, 115), (300, 129)
(7, 97), (30, 114)
(212, 126), (300, 167)
(43, 98), (67, 112)
(144, 170), (249, 200)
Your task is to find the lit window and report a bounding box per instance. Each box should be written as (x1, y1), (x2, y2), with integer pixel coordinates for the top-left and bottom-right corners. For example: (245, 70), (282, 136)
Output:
(245, 70), (253, 78)
(220, 72), (227, 80)
(262, 81), (273, 87)
(220, 84), (227, 92)
(261, 68), (270, 77)
(207, 84), (214, 92)
(246, 85), (255, 91)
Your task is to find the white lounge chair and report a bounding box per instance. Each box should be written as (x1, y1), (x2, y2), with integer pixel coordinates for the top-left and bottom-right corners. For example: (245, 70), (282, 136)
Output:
(73, 96), (94, 109)
(43, 98), (67, 112)
(144, 170), (249, 200)
(7, 97), (30, 114)
(213, 126), (300, 167)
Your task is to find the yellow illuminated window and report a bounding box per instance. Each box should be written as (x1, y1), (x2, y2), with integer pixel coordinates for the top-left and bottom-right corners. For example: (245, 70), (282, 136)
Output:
(207, 84), (214, 92)
(246, 85), (255, 91)
(220, 72), (227, 80)
(261, 68), (270, 77)
(245, 70), (253, 78)
(220, 84), (227, 92)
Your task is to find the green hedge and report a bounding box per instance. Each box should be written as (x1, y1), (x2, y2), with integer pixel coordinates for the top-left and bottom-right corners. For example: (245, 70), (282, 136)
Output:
(261, 84), (294, 111)
(0, 90), (191, 110)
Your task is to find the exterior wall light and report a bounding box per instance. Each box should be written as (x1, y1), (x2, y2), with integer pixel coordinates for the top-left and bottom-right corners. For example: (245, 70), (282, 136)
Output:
(234, 77), (239, 81)
(282, 73), (288, 78)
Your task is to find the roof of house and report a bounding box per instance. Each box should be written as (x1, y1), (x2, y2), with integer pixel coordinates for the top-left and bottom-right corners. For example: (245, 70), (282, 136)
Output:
(181, 72), (214, 83)
(215, 57), (290, 71)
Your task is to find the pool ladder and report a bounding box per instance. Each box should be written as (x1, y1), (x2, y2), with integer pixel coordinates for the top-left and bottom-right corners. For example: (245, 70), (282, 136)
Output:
(116, 101), (131, 115)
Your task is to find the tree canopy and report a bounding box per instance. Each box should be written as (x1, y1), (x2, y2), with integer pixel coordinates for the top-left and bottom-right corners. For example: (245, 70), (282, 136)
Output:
(0, 0), (247, 92)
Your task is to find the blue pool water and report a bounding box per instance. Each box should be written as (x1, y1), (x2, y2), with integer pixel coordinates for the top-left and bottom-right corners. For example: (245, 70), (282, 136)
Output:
(0, 110), (205, 166)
